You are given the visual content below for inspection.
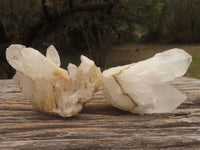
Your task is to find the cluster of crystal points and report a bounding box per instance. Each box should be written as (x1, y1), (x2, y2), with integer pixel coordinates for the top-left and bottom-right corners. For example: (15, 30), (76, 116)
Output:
(103, 48), (192, 114)
(6, 45), (192, 117)
(6, 44), (102, 117)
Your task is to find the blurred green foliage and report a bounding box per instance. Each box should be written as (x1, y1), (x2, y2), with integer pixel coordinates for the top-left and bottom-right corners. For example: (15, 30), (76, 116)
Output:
(0, 0), (41, 42)
(137, 0), (165, 33)
(155, 0), (200, 43)
(0, 0), (165, 47)
(1, 0), (200, 78)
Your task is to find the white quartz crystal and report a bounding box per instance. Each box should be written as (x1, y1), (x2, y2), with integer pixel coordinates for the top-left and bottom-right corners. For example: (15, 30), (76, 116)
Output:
(6, 44), (102, 117)
(103, 48), (192, 114)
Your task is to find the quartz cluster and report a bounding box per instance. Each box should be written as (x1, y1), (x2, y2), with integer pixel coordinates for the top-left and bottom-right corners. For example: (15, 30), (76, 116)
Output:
(6, 45), (192, 117)
(6, 44), (102, 117)
(103, 48), (192, 114)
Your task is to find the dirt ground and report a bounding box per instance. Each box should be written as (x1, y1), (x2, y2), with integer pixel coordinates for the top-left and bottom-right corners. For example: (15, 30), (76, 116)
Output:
(106, 44), (200, 79)
(1, 44), (200, 79)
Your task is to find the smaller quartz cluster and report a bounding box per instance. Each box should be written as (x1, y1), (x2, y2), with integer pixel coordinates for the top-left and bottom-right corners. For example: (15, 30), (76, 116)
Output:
(103, 48), (192, 114)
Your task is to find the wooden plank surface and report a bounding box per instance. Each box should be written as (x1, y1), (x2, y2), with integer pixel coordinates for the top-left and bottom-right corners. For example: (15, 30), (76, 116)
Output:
(0, 77), (200, 150)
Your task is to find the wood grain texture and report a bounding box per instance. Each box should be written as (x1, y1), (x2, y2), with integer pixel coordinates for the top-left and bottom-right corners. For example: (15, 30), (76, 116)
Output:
(0, 77), (200, 150)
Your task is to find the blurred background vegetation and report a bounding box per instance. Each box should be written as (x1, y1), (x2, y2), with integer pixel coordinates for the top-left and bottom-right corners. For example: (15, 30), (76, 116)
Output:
(1, 0), (200, 79)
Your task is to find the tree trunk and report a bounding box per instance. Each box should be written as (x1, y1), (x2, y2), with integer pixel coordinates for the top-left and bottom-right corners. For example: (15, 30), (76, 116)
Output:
(91, 46), (107, 68)
(0, 18), (9, 43)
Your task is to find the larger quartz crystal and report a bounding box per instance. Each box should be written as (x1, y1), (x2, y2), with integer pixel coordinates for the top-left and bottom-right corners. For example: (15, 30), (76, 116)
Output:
(103, 48), (192, 114)
(6, 44), (102, 117)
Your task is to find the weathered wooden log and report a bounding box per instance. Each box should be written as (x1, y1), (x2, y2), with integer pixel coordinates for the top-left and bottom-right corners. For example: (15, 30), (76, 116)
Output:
(0, 77), (200, 149)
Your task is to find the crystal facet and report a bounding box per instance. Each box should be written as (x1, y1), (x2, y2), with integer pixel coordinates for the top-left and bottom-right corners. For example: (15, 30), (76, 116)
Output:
(103, 48), (192, 114)
(6, 44), (102, 117)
